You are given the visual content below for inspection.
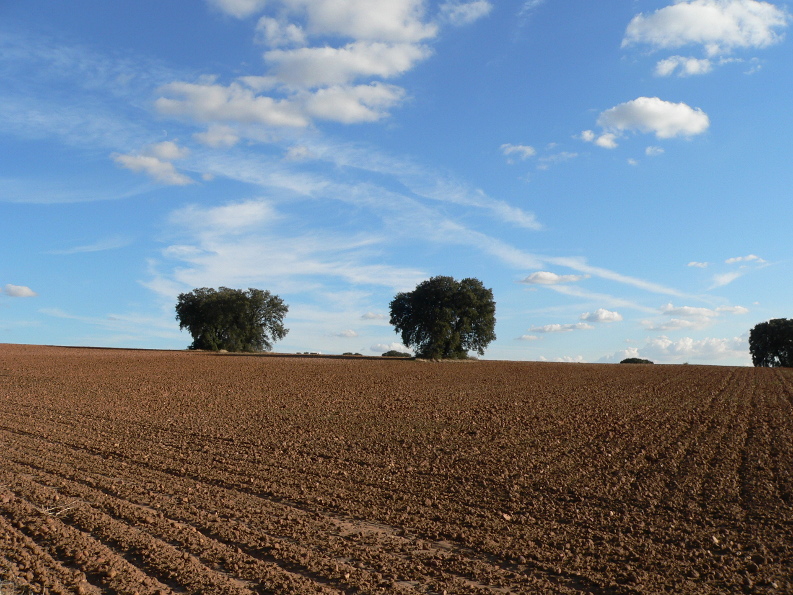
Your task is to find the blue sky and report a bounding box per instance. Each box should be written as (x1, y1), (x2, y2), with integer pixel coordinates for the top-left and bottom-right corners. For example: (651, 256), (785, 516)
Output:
(1, 0), (791, 364)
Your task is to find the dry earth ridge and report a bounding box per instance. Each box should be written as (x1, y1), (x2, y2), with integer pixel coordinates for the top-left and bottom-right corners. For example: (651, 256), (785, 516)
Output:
(0, 344), (791, 594)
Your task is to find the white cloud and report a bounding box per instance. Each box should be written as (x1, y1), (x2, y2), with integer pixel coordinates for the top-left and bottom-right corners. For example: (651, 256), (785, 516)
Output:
(688, 261), (709, 268)
(580, 308), (623, 323)
(194, 125), (240, 148)
(156, 81), (309, 127)
(661, 303), (721, 318)
(2, 284), (38, 298)
(301, 82), (406, 123)
(711, 270), (745, 287)
(643, 317), (704, 331)
(717, 305), (750, 314)
(169, 199), (278, 234)
(517, 334), (540, 341)
(149, 140), (190, 161)
(538, 151), (578, 168)
(46, 235), (131, 255)
(580, 130), (619, 148)
(255, 17), (307, 47)
(290, 0), (437, 43)
(556, 355), (585, 363)
(646, 146), (665, 156)
(623, 0), (789, 57)
(594, 133), (619, 149)
(362, 312), (388, 320)
(500, 143), (536, 161)
(439, 1), (494, 26)
(655, 55), (714, 76)
(725, 253), (766, 264)
(334, 329), (359, 338)
(112, 153), (194, 186)
(607, 335), (749, 364)
(207, 0), (267, 18)
(284, 145), (315, 161)
(264, 42), (432, 88)
(521, 271), (589, 285)
(597, 97), (710, 139)
(530, 322), (594, 333)
(371, 342), (412, 354)
(644, 302), (748, 330)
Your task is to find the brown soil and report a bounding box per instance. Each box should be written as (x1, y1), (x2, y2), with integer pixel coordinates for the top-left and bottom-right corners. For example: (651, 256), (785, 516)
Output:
(0, 344), (791, 594)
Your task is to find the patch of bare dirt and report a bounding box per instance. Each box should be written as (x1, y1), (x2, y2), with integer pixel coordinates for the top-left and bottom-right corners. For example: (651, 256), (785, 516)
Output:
(1, 344), (791, 594)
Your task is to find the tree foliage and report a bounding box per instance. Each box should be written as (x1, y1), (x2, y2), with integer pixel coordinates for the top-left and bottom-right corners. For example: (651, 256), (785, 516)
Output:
(381, 350), (411, 358)
(620, 358), (654, 364)
(749, 318), (793, 367)
(175, 287), (288, 352)
(389, 276), (496, 359)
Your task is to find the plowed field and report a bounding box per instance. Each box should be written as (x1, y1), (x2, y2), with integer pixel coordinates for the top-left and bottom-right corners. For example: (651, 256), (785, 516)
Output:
(1, 345), (791, 595)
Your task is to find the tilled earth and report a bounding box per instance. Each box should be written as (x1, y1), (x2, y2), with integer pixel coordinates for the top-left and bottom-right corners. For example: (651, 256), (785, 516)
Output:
(0, 345), (791, 594)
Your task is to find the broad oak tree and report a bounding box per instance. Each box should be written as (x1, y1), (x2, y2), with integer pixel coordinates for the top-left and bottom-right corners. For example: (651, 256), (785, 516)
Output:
(749, 318), (793, 367)
(175, 287), (288, 352)
(389, 276), (496, 359)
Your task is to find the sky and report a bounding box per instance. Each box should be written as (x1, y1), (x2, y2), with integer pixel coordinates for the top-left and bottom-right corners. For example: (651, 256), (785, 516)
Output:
(1, 0), (791, 365)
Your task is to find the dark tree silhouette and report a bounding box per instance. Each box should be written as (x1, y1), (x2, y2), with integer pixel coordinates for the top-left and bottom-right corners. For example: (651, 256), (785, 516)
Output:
(749, 318), (793, 367)
(389, 276), (496, 359)
(175, 287), (288, 352)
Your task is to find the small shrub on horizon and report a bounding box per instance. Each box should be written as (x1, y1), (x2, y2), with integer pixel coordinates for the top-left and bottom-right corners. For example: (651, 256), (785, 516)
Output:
(620, 357), (654, 364)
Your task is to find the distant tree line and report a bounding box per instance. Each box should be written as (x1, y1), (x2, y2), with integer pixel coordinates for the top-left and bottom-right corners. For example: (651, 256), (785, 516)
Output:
(175, 276), (497, 358)
(175, 284), (790, 366)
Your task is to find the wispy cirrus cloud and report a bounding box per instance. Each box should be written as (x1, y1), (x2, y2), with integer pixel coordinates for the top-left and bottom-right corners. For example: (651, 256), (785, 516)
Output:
(46, 235), (132, 255)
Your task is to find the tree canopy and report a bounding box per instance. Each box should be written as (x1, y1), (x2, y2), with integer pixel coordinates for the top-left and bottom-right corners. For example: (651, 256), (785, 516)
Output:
(749, 318), (793, 367)
(620, 358), (654, 364)
(175, 287), (288, 352)
(389, 276), (496, 359)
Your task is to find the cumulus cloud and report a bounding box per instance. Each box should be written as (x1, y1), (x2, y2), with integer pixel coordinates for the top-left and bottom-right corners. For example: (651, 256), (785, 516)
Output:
(156, 81), (309, 127)
(580, 308), (623, 323)
(517, 334), (540, 341)
(500, 143), (536, 162)
(112, 153), (194, 186)
(301, 82), (406, 123)
(521, 271), (589, 285)
(643, 302), (748, 330)
(688, 261), (709, 268)
(2, 284), (38, 297)
(655, 55), (714, 76)
(596, 97), (710, 140)
(264, 42), (432, 88)
(439, 1), (494, 26)
(255, 17), (307, 47)
(194, 125), (240, 148)
(334, 329), (359, 338)
(580, 130), (620, 148)
(710, 254), (768, 287)
(207, 0), (267, 18)
(371, 342), (412, 354)
(725, 253), (766, 264)
(148, 141), (190, 161)
(530, 322), (594, 333)
(607, 335), (748, 364)
(623, 0), (789, 56)
(646, 146), (665, 156)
